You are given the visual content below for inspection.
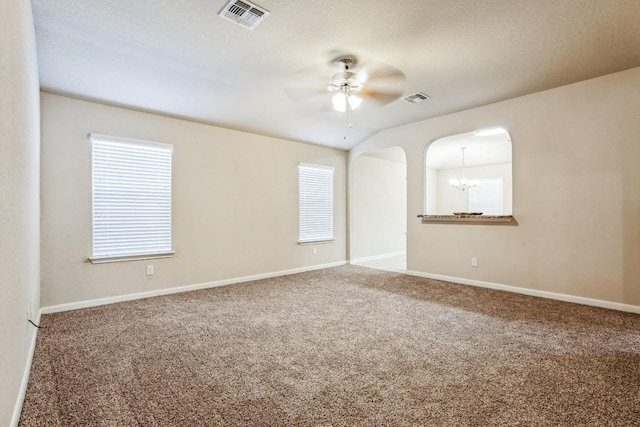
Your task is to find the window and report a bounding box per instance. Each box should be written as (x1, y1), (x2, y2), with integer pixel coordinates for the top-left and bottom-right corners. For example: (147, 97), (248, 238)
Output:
(298, 163), (334, 243)
(469, 178), (504, 215)
(90, 134), (173, 261)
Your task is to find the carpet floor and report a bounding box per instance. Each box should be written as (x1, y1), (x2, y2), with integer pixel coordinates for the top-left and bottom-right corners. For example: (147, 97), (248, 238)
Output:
(20, 265), (640, 426)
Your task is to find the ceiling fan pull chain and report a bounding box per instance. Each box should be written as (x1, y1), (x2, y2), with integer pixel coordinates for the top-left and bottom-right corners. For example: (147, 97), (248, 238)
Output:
(346, 86), (353, 128)
(344, 92), (352, 140)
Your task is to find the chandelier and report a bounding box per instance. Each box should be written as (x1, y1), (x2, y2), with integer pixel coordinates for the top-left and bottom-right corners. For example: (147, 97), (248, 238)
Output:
(449, 147), (478, 191)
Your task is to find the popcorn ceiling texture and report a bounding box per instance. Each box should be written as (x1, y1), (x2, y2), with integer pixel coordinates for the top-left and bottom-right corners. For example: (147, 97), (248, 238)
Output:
(20, 266), (640, 425)
(30, 0), (640, 149)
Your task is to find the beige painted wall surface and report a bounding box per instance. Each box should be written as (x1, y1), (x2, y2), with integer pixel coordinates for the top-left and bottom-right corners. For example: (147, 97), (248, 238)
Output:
(40, 93), (347, 307)
(425, 168), (438, 215)
(0, 0), (40, 424)
(351, 67), (640, 306)
(351, 151), (407, 260)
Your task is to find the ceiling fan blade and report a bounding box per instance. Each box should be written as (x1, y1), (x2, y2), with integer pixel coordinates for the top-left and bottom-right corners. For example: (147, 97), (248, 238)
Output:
(284, 86), (326, 102)
(359, 88), (405, 105)
(293, 63), (333, 83)
(358, 61), (406, 83)
(357, 60), (406, 99)
(283, 86), (331, 111)
(283, 60), (332, 108)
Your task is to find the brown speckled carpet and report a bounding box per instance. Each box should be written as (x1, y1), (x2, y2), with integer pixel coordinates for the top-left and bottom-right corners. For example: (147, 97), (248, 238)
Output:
(20, 265), (640, 426)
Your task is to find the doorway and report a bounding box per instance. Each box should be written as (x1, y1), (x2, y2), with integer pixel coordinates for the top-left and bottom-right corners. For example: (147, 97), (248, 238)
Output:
(350, 147), (407, 272)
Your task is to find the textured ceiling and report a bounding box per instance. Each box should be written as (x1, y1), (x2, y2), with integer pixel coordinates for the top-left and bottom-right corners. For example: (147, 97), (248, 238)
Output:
(32, 0), (640, 150)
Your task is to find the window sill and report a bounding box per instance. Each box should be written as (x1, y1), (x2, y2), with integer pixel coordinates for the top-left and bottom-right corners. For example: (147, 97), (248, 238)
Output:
(88, 252), (175, 264)
(418, 215), (516, 225)
(298, 239), (335, 245)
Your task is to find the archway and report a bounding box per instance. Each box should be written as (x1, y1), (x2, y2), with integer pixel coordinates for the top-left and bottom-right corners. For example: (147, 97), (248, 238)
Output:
(425, 128), (512, 215)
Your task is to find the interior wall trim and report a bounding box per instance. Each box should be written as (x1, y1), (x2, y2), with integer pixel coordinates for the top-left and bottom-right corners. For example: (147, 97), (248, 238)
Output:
(349, 251), (406, 265)
(406, 270), (640, 314)
(40, 261), (347, 315)
(11, 310), (41, 427)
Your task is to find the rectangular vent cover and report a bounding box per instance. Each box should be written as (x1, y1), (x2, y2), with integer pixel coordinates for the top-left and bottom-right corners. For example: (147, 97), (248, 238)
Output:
(219, 0), (270, 29)
(402, 92), (431, 104)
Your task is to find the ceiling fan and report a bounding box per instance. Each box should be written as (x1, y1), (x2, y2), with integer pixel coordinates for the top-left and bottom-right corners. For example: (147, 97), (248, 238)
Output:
(284, 54), (406, 126)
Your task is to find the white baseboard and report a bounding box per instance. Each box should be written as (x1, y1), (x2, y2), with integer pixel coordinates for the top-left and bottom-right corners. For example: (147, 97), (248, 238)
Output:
(350, 251), (406, 265)
(11, 310), (41, 427)
(405, 270), (640, 314)
(40, 261), (347, 315)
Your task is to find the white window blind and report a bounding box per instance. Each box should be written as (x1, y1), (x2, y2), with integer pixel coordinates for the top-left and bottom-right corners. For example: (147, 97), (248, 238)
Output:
(469, 178), (504, 215)
(298, 163), (334, 243)
(91, 134), (173, 260)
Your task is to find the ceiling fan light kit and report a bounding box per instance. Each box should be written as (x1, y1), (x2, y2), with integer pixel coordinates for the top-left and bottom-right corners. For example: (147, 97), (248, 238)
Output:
(328, 57), (364, 112)
(331, 92), (362, 112)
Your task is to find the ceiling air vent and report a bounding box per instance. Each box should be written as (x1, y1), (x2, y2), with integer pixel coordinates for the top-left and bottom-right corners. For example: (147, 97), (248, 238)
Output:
(402, 92), (431, 104)
(219, 0), (270, 30)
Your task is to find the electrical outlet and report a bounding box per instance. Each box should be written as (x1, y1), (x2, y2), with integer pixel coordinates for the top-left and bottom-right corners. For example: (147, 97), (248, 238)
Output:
(312, 247), (318, 255)
(471, 257), (478, 267)
(146, 265), (154, 275)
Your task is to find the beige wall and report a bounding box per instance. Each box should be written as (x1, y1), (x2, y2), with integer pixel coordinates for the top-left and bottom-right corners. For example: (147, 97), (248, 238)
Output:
(0, 0), (41, 424)
(40, 93), (347, 307)
(351, 151), (407, 260)
(351, 67), (640, 306)
(425, 168), (438, 215)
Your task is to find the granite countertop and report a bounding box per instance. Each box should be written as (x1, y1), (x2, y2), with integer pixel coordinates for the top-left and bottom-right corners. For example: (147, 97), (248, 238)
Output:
(418, 214), (515, 224)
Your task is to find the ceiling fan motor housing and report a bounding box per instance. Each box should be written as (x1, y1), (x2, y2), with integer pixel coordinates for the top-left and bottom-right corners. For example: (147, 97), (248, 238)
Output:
(328, 57), (363, 94)
(328, 71), (363, 94)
